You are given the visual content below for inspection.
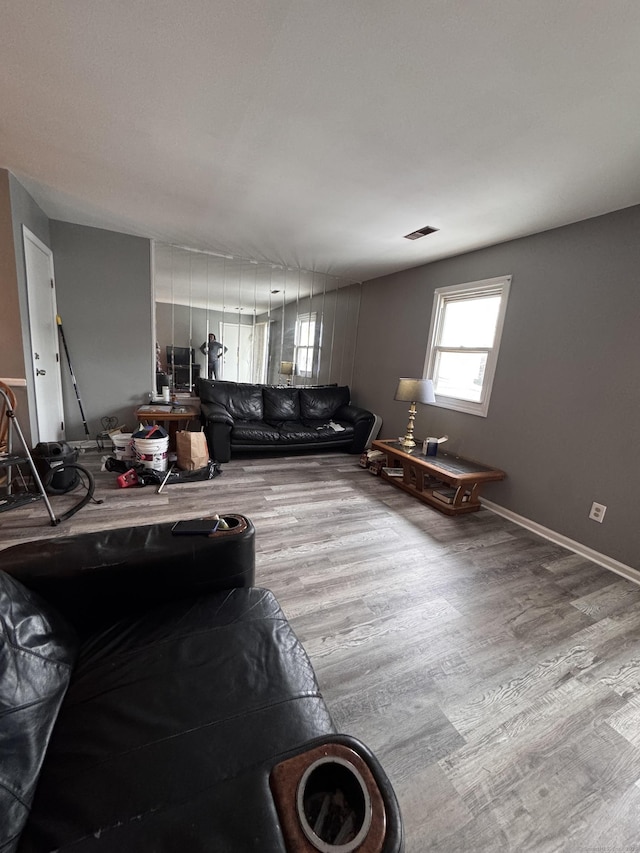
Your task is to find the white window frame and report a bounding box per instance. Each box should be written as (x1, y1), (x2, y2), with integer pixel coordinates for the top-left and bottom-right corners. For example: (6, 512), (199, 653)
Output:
(423, 275), (511, 417)
(294, 312), (319, 379)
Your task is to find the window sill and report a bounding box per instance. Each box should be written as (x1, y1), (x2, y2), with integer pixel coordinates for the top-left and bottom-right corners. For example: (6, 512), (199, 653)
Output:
(430, 397), (489, 418)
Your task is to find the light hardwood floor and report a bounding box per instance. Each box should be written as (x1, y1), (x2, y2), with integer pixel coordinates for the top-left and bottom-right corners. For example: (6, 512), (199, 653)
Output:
(2, 449), (640, 852)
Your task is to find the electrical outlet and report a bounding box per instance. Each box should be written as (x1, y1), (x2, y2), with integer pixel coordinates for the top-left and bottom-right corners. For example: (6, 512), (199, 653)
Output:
(589, 502), (607, 523)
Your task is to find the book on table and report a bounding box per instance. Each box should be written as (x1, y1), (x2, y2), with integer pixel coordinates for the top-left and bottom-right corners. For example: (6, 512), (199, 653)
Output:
(432, 487), (470, 504)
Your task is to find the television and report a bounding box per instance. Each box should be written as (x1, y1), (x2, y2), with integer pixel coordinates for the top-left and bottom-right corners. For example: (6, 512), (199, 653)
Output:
(166, 346), (195, 366)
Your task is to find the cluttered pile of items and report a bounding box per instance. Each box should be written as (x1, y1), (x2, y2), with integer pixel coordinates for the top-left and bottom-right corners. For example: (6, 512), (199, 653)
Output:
(104, 425), (220, 492)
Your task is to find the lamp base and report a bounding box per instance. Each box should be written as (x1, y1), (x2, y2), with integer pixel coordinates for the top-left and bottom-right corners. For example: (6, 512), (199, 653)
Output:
(400, 402), (418, 448)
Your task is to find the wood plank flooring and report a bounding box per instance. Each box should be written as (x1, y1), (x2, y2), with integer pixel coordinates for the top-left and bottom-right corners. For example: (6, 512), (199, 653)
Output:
(3, 449), (640, 852)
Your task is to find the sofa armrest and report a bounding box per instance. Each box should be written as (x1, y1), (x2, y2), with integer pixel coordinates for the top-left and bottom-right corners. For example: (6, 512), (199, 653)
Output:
(2, 516), (255, 636)
(201, 400), (234, 426)
(335, 403), (374, 426)
(334, 404), (376, 454)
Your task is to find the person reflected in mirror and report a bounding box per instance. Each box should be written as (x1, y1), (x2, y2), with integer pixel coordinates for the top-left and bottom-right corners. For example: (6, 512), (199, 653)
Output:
(200, 333), (227, 380)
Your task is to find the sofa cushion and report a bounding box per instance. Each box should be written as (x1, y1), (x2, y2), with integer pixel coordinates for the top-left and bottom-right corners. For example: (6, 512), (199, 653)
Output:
(227, 384), (264, 421)
(0, 572), (77, 853)
(277, 422), (327, 443)
(20, 588), (334, 851)
(263, 387), (300, 422)
(198, 380), (265, 422)
(279, 421), (354, 443)
(299, 386), (350, 420)
(197, 378), (236, 405)
(232, 420), (281, 443)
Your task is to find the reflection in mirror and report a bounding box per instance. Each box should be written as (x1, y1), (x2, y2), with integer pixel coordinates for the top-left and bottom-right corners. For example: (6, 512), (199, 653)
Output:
(153, 244), (362, 394)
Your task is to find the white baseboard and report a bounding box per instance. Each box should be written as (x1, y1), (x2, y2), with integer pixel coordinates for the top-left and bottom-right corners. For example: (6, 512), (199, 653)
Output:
(481, 497), (640, 587)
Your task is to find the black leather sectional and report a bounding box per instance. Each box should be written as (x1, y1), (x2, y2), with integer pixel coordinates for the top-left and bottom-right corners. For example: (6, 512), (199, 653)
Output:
(198, 379), (376, 463)
(1, 519), (403, 853)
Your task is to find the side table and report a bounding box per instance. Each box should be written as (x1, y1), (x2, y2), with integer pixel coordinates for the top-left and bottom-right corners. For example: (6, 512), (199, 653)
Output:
(134, 404), (200, 451)
(371, 439), (505, 516)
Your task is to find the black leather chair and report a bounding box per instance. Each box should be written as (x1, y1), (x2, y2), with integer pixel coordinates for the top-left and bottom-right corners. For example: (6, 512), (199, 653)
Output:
(1, 519), (403, 852)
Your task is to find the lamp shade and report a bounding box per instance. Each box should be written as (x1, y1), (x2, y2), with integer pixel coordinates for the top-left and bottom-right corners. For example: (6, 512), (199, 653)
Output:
(280, 361), (294, 376)
(394, 378), (435, 404)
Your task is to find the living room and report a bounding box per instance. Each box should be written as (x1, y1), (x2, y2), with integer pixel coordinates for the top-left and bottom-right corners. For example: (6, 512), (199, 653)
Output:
(3, 177), (638, 572)
(2, 3), (640, 851)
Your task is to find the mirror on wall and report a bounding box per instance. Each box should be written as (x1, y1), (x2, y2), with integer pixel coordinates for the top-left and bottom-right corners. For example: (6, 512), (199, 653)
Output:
(153, 243), (362, 394)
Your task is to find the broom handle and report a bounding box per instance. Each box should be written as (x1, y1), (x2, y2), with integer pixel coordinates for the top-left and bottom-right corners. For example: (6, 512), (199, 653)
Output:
(56, 315), (90, 437)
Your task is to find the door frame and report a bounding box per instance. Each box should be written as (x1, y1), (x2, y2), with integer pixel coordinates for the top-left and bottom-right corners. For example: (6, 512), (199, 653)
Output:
(22, 226), (65, 443)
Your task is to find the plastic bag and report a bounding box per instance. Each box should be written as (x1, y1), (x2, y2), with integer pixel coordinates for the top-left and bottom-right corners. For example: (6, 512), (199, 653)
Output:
(104, 457), (221, 486)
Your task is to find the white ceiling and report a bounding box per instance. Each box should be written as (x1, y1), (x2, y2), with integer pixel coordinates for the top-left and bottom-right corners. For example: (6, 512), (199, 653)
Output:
(3, 1), (640, 282)
(153, 243), (353, 312)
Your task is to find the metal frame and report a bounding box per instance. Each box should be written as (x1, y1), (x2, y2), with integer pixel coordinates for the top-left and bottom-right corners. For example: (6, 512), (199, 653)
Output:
(0, 386), (59, 525)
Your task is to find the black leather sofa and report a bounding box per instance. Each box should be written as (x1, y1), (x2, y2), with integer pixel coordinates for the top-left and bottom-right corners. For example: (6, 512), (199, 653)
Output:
(198, 379), (376, 463)
(1, 519), (403, 853)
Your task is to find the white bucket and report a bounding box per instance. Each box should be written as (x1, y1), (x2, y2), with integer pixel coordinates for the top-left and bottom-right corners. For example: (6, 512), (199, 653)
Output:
(133, 436), (170, 471)
(112, 433), (135, 462)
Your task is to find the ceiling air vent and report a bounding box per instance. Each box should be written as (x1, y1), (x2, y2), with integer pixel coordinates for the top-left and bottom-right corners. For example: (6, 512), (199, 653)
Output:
(403, 225), (439, 240)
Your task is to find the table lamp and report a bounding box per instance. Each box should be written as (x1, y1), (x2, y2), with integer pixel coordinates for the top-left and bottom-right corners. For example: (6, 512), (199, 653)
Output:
(280, 361), (294, 386)
(394, 378), (436, 447)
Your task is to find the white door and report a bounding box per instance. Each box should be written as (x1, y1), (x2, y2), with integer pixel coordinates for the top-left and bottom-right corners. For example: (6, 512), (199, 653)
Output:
(252, 321), (269, 384)
(23, 227), (65, 442)
(220, 322), (254, 383)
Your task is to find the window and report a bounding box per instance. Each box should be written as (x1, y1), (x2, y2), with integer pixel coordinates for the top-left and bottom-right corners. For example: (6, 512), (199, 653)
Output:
(294, 312), (319, 378)
(424, 275), (511, 417)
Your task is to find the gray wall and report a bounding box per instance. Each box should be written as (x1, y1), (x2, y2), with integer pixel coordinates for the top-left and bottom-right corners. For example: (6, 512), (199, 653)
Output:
(49, 222), (153, 438)
(353, 205), (640, 570)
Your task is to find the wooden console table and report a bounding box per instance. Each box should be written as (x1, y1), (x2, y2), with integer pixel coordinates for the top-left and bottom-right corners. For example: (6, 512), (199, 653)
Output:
(134, 404), (200, 451)
(371, 439), (505, 516)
